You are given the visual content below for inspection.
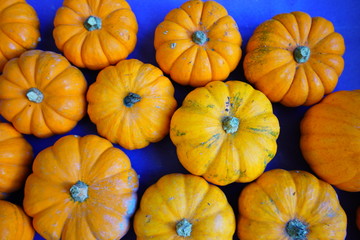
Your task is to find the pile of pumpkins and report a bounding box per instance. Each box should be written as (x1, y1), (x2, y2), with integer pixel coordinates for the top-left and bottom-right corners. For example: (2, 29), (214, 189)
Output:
(0, 0), (358, 239)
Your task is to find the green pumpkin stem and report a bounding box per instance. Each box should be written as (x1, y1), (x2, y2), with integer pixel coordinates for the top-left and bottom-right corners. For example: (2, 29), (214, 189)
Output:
(70, 181), (88, 203)
(286, 219), (309, 240)
(222, 116), (240, 134)
(84, 16), (102, 31)
(192, 31), (208, 45)
(293, 46), (310, 63)
(124, 92), (141, 107)
(176, 219), (192, 237)
(26, 88), (44, 103)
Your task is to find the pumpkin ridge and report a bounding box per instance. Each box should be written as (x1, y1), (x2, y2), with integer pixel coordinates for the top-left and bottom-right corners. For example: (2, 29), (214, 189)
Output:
(169, 45), (198, 85)
(273, 16), (300, 44)
(10, 100), (32, 123)
(302, 63), (325, 104)
(201, 1), (228, 29)
(102, 26), (131, 52)
(204, 46), (230, 78)
(80, 32), (109, 68)
(0, 24), (28, 50)
(41, 66), (73, 92)
(166, 9), (196, 31)
(180, 0), (203, 28)
(308, 53), (341, 76)
(153, 184), (178, 219)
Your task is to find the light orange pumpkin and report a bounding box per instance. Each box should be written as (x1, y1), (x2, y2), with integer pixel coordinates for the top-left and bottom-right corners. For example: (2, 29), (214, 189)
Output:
(170, 81), (279, 185)
(0, 200), (34, 240)
(238, 169), (347, 240)
(300, 90), (360, 192)
(23, 134), (139, 240)
(154, 0), (242, 87)
(87, 59), (177, 150)
(53, 0), (138, 70)
(0, 122), (32, 199)
(244, 11), (345, 107)
(134, 173), (235, 239)
(0, 0), (40, 72)
(0, 50), (87, 138)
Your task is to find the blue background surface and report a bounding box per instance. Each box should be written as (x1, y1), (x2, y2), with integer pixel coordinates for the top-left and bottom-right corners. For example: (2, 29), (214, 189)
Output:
(2, 0), (359, 239)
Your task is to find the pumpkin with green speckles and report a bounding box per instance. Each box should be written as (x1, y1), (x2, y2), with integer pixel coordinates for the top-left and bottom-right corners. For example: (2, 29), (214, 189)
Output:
(238, 169), (347, 240)
(170, 81), (279, 186)
(154, 0), (242, 87)
(243, 11), (345, 107)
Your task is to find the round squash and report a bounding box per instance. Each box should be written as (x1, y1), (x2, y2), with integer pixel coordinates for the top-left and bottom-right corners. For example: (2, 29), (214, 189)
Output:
(53, 0), (138, 70)
(170, 80), (279, 185)
(23, 134), (139, 240)
(154, 0), (242, 87)
(238, 169), (347, 240)
(0, 50), (87, 138)
(0, 0), (40, 72)
(0, 200), (34, 240)
(243, 11), (345, 107)
(87, 59), (177, 150)
(0, 122), (32, 199)
(300, 90), (360, 192)
(134, 173), (235, 239)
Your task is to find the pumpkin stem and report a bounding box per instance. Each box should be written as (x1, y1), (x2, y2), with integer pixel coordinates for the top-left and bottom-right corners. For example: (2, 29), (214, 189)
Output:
(70, 181), (88, 203)
(192, 31), (208, 45)
(286, 219), (309, 240)
(84, 16), (102, 31)
(176, 219), (192, 237)
(26, 88), (44, 103)
(293, 46), (310, 63)
(124, 92), (141, 108)
(222, 116), (239, 134)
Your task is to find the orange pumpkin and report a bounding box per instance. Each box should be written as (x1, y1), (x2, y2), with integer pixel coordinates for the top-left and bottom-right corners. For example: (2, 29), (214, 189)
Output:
(170, 81), (279, 186)
(244, 11), (345, 107)
(23, 135), (139, 240)
(0, 0), (40, 72)
(154, 0), (242, 87)
(0, 50), (87, 138)
(134, 173), (235, 239)
(0, 122), (32, 199)
(238, 169), (347, 240)
(87, 59), (177, 150)
(300, 90), (360, 192)
(53, 0), (138, 70)
(0, 200), (34, 240)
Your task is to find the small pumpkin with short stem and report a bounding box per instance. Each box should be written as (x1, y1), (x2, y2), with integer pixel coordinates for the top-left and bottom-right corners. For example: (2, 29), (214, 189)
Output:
(243, 11), (345, 107)
(0, 122), (33, 199)
(134, 173), (235, 239)
(53, 0), (138, 70)
(0, 0), (40, 72)
(23, 134), (139, 240)
(0, 50), (87, 138)
(170, 80), (279, 186)
(154, 0), (242, 87)
(0, 200), (34, 240)
(238, 169), (347, 240)
(87, 59), (177, 150)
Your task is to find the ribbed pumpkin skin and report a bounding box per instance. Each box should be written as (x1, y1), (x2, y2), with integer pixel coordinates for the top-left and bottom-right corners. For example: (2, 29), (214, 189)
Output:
(134, 173), (235, 240)
(0, 123), (33, 199)
(244, 11), (345, 107)
(0, 0), (40, 72)
(0, 200), (34, 240)
(53, 0), (138, 70)
(87, 59), (177, 150)
(154, 0), (242, 87)
(0, 50), (87, 138)
(300, 90), (360, 192)
(238, 169), (347, 240)
(23, 135), (139, 240)
(170, 81), (279, 186)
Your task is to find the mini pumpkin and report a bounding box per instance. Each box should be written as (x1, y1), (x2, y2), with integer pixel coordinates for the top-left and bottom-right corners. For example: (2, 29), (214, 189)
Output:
(0, 0), (40, 72)
(170, 80), (279, 185)
(0, 200), (34, 240)
(134, 173), (235, 239)
(238, 169), (347, 240)
(53, 0), (138, 70)
(0, 122), (33, 199)
(23, 135), (139, 240)
(0, 50), (87, 138)
(244, 11), (345, 107)
(87, 59), (177, 150)
(300, 90), (360, 192)
(154, 0), (242, 87)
